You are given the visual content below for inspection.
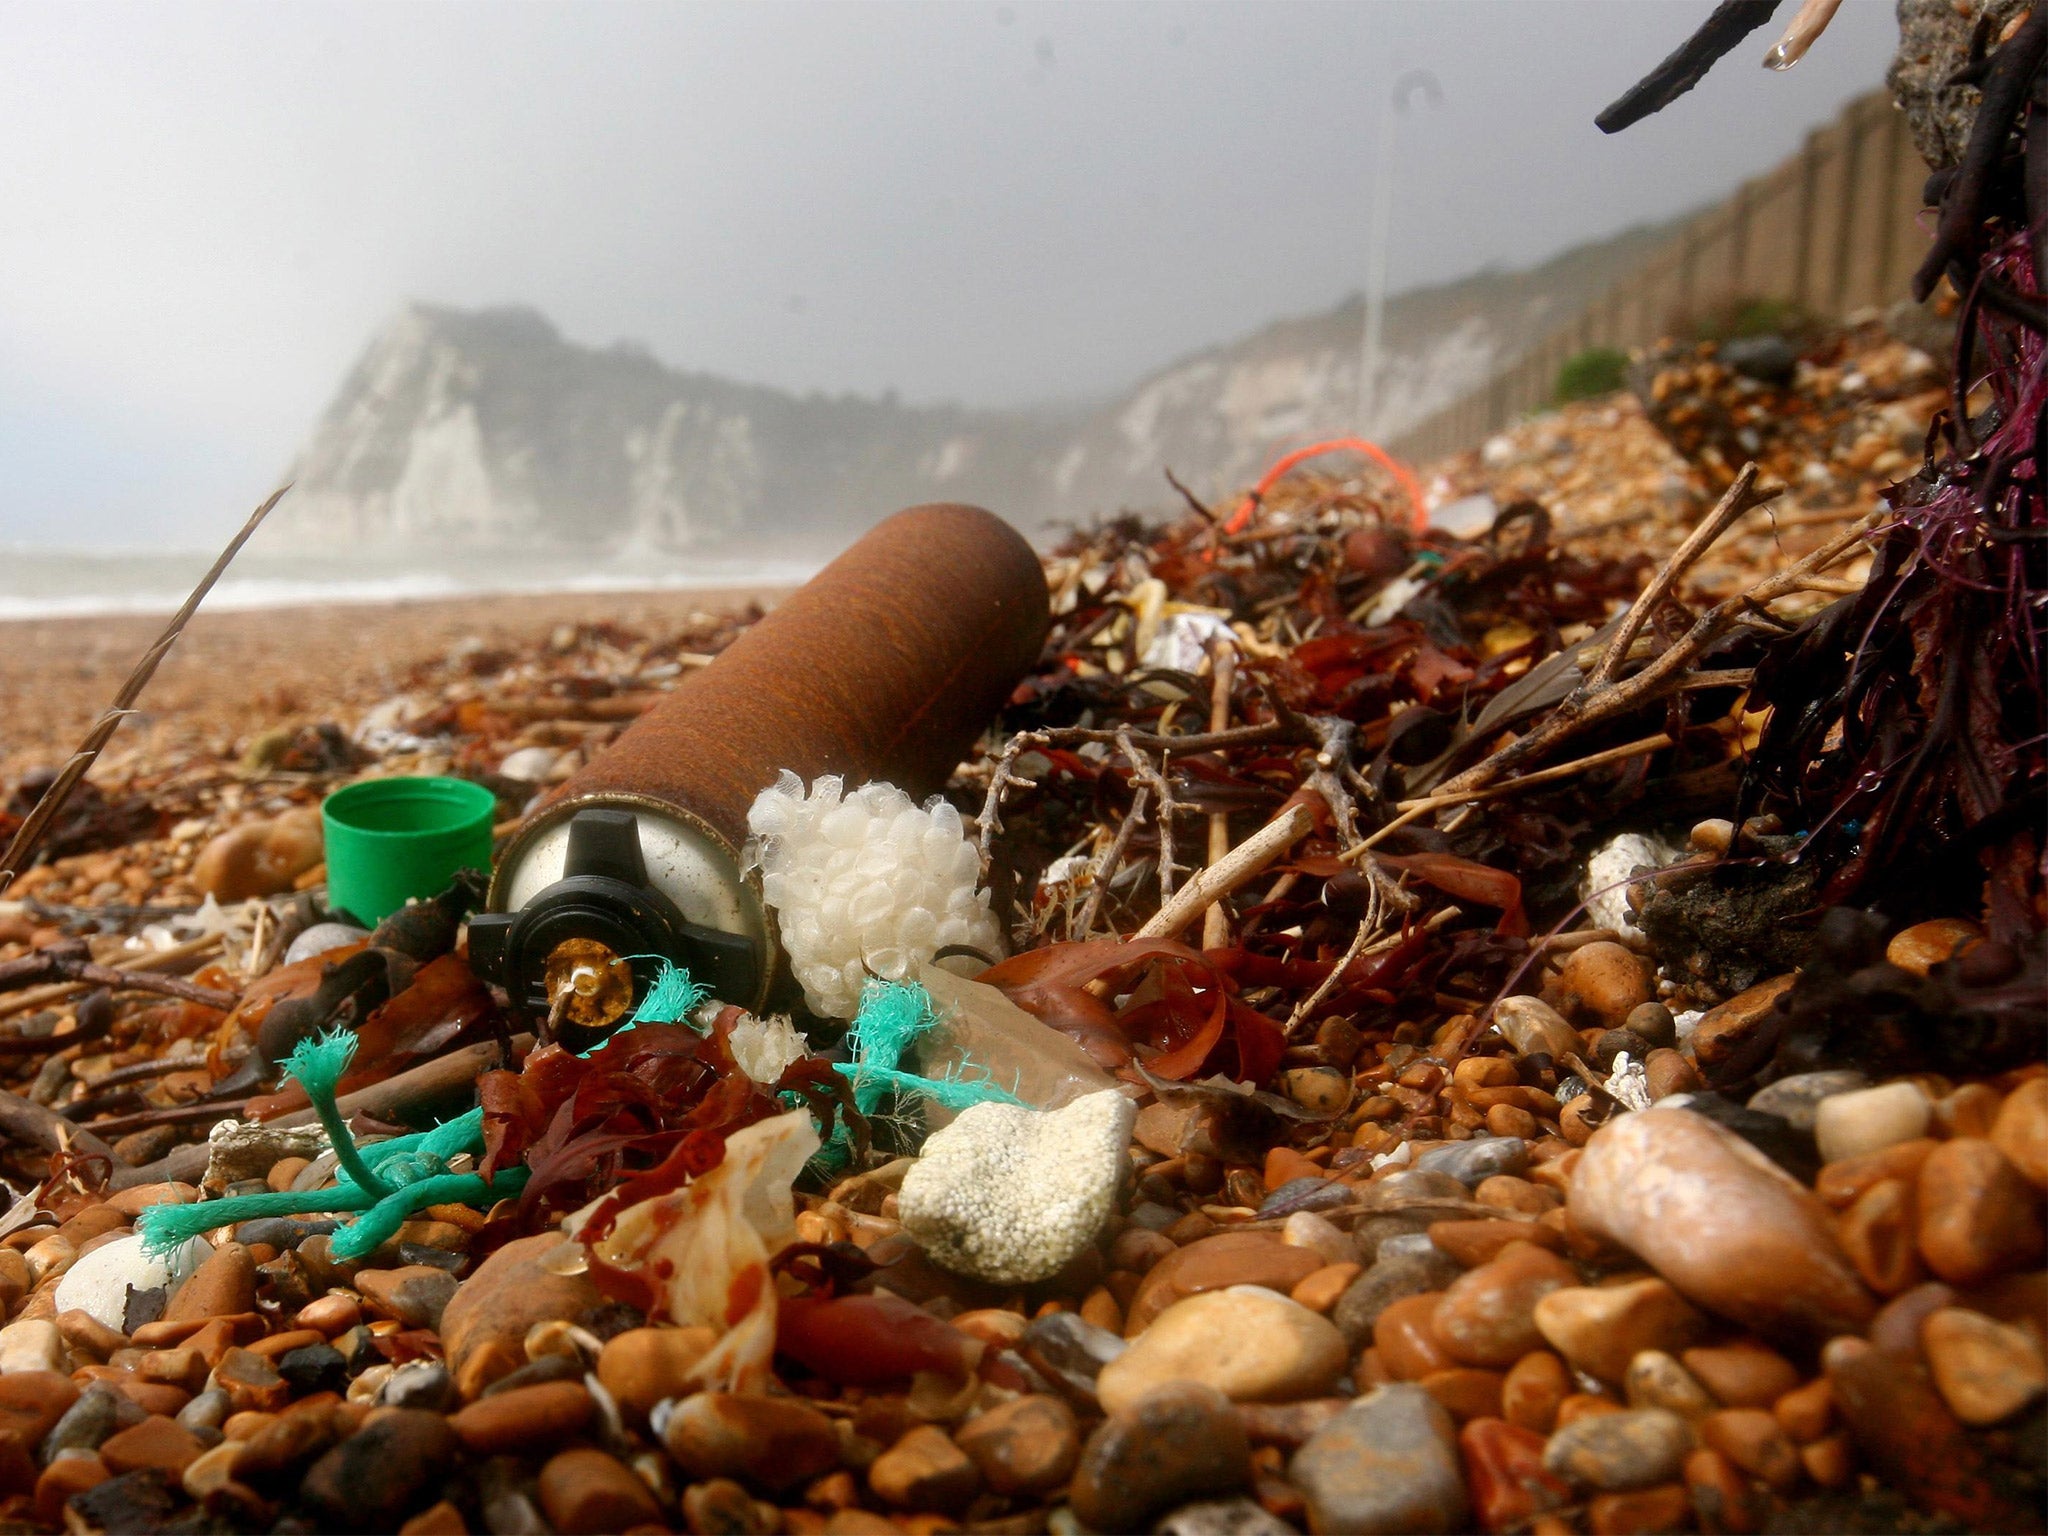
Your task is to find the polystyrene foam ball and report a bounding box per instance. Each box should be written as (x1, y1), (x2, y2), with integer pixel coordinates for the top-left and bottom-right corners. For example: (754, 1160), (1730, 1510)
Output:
(748, 773), (1004, 1018)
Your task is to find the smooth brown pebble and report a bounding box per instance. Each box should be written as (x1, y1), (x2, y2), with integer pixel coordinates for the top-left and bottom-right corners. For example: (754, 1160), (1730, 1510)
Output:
(1916, 1137), (2046, 1284)
(1569, 1109), (1874, 1340)
(953, 1393), (1077, 1497)
(1069, 1381), (1249, 1535)
(294, 1295), (361, 1336)
(1433, 1242), (1578, 1368)
(662, 1391), (840, 1490)
(1772, 1377), (1835, 1443)
(1533, 1278), (1708, 1385)
(99, 1415), (206, 1476)
(596, 1325), (717, 1420)
(1699, 1407), (1800, 1492)
(1098, 1286), (1346, 1412)
(1123, 1232), (1323, 1335)
(1679, 1341), (1801, 1409)
(1885, 919), (1981, 977)
(1920, 1306), (2048, 1425)
(868, 1424), (978, 1514)
(163, 1243), (256, 1326)
(1375, 1292), (1454, 1382)
(1418, 1366), (1504, 1423)
(1991, 1078), (2048, 1189)
(1290, 1263), (1360, 1314)
(1555, 943), (1655, 1030)
(1503, 1350), (1571, 1434)
(449, 1381), (594, 1455)
(1588, 1483), (1693, 1535)
(537, 1447), (661, 1535)
(1836, 1178), (1926, 1295)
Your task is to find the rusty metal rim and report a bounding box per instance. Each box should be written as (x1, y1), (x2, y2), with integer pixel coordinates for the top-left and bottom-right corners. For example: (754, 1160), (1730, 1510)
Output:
(485, 788), (780, 1016)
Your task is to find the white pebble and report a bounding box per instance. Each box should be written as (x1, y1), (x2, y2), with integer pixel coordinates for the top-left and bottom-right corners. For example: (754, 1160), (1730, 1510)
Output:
(53, 1232), (212, 1331)
(1814, 1081), (1932, 1165)
(0, 1319), (63, 1374)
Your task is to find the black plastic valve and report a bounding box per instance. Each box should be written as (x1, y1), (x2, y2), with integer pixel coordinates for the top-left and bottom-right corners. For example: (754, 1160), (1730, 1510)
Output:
(468, 807), (760, 1044)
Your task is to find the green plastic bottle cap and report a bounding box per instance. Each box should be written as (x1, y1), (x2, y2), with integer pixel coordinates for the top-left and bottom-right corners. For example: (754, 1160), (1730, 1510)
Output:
(321, 776), (498, 926)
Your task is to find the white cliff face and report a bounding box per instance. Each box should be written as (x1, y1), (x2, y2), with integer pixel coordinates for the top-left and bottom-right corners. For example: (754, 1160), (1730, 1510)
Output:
(276, 304), (1074, 553)
(277, 220), (1671, 551)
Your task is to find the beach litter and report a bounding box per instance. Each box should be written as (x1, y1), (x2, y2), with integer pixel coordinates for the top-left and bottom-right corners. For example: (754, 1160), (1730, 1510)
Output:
(0, 257), (2032, 1536)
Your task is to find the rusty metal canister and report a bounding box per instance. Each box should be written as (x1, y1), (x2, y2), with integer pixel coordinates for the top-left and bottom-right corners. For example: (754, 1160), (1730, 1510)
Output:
(472, 503), (1048, 1028)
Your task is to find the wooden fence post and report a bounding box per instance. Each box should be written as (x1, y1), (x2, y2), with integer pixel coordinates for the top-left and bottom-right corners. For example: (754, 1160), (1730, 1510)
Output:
(1793, 127), (1823, 311)
(1831, 97), (1868, 315)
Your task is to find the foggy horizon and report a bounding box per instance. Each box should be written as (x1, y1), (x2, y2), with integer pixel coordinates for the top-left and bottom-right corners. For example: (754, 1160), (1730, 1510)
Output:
(2, 1), (1901, 549)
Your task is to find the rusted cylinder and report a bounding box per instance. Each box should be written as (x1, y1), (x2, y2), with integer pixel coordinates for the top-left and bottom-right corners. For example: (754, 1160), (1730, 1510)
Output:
(560, 501), (1047, 837)
(475, 504), (1048, 1025)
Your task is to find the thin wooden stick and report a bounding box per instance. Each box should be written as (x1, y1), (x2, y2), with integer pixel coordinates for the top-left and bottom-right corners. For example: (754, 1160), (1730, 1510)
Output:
(1434, 483), (1872, 799)
(111, 1034), (533, 1190)
(1074, 785), (1149, 941)
(1137, 801), (1315, 941)
(1117, 731), (1179, 901)
(1285, 915), (1393, 1037)
(1345, 733), (1676, 861)
(0, 1089), (124, 1168)
(1586, 465), (1769, 691)
(1396, 732), (1676, 813)
(1201, 643), (1237, 950)
(0, 487), (289, 896)
(0, 932), (224, 1021)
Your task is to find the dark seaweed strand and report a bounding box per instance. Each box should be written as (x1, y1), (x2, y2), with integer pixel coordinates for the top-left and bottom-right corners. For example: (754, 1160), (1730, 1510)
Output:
(1913, 8), (2048, 301)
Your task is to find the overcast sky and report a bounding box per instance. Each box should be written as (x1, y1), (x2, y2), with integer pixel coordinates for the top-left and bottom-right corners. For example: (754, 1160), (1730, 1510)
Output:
(1, 0), (1900, 547)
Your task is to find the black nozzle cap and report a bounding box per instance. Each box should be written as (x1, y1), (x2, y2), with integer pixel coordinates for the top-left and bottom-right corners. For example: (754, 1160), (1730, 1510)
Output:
(470, 807), (761, 1033)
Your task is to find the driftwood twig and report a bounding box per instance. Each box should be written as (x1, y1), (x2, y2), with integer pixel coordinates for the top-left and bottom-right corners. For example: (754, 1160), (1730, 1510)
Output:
(0, 487), (288, 896)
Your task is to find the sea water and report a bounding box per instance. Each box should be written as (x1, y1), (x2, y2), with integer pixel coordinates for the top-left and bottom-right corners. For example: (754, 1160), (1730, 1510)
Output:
(0, 547), (820, 619)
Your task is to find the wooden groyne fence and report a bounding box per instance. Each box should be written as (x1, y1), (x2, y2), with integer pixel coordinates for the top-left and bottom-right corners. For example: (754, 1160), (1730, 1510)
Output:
(1389, 89), (1930, 464)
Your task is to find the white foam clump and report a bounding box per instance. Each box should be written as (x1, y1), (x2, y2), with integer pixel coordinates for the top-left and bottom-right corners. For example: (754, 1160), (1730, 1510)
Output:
(745, 772), (1003, 1020)
(728, 1011), (809, 1085)
(899, 1090), (1135, 1283)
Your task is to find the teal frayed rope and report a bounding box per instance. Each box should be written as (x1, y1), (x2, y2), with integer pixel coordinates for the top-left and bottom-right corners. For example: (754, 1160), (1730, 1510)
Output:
(811, 978), (1022, 1172)
(138, 1028), (529, 1262)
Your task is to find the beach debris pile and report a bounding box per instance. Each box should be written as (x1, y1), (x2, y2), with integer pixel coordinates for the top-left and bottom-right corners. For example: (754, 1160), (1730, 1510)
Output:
(0, 313), (2033, 1536)
(1428, 319), (1944, 596)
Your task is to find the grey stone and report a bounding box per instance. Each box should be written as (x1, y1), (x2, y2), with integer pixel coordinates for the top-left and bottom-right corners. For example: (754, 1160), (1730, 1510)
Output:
(1331, 1250), (1461, 1347)
(66, 1470), (179, 1534)
(1154, 1497), (1296, 1536)
(479, 1352), (582, 1396)
(1071, 1382), (1250, 1535)
(41, 1385), (135, 1461)
(1255, 1177), (1345, 1219)
(278, 1344), (349, 1396)
(176, 1389), (232, 1434)
(1625, 1003), (1677, 1050)
(1375, 1233), (1435, 1262)
(1374, 1168), (1468, 1201)
(379, 1360), (456, 1411)
(1289, 1384), (1468, 1534)
(1719, 335), (1799, 387)
(233, 1217), (340, 1250)
(301, 1409), (460, 1529)
(1414, 1136), (1529, 1187)
(1022, 1310), (1127, 1381)
(1747, 1071), (1871, 1132)
(284, 922), (372, 966)
(1352, 1214), (1435, 1262)
(1129, 1202), (1181, 1232)
(1542, 1407), (1693, 1491)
